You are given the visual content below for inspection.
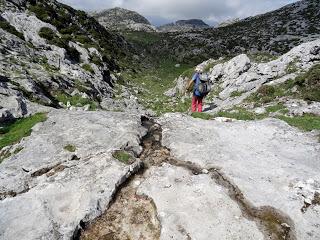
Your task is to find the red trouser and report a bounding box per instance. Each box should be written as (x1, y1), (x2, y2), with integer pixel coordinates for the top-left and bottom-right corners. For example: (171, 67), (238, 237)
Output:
(192, 95), (203, 112)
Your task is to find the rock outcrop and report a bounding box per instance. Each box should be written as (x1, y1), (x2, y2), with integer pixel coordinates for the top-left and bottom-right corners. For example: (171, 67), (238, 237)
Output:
(92, 7), (156, 32)
(157, 113), (320, 240)
(0, 0), (142, 121)
(0, 110), (146, 239)
(188, 38), (320, 113)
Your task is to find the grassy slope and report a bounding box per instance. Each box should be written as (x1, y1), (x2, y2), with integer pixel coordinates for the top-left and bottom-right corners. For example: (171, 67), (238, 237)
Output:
(0, 113), (47, 150)
(216, 65), (320, 132)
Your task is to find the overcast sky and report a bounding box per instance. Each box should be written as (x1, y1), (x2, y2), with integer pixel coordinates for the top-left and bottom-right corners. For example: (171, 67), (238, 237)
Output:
(59, 0), (298, 26)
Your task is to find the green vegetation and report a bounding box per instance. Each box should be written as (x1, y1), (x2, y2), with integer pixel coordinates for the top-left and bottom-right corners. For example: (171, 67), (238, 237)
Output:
(81, 64), (94, 74)
(181, 67), (195, 79)
(246, 85), (282, 103)
(286, 59), (299, 74)
(0, 146), (24, 163)
(112, 150), (134, 165)
(13, 146), (24, 155)
(203, 58), (228, 73)
(54, 92), (98, 110)
(29, 1), (130, 70)
(247, 64), (320, 104)
(38, 27), (80, 63)
(266, 103), (287, 113)
(278, 114), (320, 131)
(123, 31), (162, 47)
(293, 64), (320, 102)
(64, 144), (76, 152)
(0, 149), (12, 163)
(214, 107), (266, 121)
(75, 80), (91, 93)
(248, 52), (278, 63)
(125, 59), (195, 115)
(230, 90), (244, 98)
(38, 27), (56, 41)
(0, 16), (24, 40)
(191, 112), (213, 120)
(0, 113), (47, 150)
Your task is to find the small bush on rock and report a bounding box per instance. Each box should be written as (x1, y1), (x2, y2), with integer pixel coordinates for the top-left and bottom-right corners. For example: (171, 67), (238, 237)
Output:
(0, 16), (25, 40)
(38, 27), (56, 41)
(112, 150), (134, 165)
(64, 144), (76, 152)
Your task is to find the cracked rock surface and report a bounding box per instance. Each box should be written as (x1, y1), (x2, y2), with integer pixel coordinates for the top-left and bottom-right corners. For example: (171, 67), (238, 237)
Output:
(0, 110), (146, 240)
(158, 113), (320, 240)
(138, 164), (265, 240)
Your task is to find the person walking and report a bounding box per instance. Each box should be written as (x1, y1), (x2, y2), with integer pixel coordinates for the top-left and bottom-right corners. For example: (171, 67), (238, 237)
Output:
(190, 67), (207, 112)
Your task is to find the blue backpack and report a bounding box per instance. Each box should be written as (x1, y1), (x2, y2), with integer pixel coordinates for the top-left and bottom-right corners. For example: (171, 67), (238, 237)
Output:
(196, 73), (211, 96)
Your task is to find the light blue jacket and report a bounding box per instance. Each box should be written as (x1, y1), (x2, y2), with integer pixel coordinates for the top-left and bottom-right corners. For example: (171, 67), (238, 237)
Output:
(192, 73), (202, 97)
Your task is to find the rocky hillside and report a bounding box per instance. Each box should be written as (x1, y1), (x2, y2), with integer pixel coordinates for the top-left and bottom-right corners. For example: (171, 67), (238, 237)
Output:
(158, 19), (210, 32)
(150, 0), (320, 62)
(0, 0), (146, 122)
(92, 7), (156, 32)
(0, 0), (320, 240)
(217, 18), (240, 28)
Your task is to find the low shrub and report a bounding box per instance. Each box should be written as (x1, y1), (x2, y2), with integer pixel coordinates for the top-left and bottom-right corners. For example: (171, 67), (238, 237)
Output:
(38, 27), (56, 41)
(64, 144), (76, 152)
(112, 150), (134, 165)
(0, 16), (24, 40)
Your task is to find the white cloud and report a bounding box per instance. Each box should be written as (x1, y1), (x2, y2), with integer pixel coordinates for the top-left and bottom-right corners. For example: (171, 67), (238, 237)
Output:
(59, 0), (297, 25)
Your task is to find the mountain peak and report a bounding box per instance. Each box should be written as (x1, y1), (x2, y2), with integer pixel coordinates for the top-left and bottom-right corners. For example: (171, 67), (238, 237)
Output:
(158, 19), (210, 32)
(92, 7), (156, 32)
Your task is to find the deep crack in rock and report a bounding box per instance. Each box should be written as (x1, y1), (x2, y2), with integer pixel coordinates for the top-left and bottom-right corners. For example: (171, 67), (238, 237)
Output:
(77, 116), (298, 240)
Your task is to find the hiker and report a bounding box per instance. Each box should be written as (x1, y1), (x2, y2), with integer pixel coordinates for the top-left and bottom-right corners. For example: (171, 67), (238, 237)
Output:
(187, 67), (211, 112)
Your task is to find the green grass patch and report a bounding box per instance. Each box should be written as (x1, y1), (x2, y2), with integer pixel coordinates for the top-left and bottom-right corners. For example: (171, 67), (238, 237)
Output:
(123, 31), (162, 47)
(247, 64), (320, 104)
(0, 113), (47, 150)
(214, 107), (267, 121)
(266, 103), (286, 113)
(112, 150), (134, 165)
(125, 58), (195, 115)
(246, 85), (286, 103)
(181, 67), (195, 79)
(81, 64), (94, 74)
(278, 114), (320, 131)
(286, 58), (299, 74)
(191, 112), (213, 120)
(248, 52), (277, 63)
(64, 144), (76, 152)
(54, 92), (98, 110)
(230, 90), (244, 97)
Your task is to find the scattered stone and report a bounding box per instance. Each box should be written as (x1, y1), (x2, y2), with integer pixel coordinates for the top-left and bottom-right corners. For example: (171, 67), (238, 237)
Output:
(254, 107), (266, 114)
(201, 169), (209, 174)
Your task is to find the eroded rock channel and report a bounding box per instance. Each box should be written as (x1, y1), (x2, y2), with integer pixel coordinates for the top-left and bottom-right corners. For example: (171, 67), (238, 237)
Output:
(78, 116), (297, 240)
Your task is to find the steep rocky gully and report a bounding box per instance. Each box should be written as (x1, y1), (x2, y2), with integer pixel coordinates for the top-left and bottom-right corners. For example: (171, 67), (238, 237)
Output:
(76, 116), (297, 240)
